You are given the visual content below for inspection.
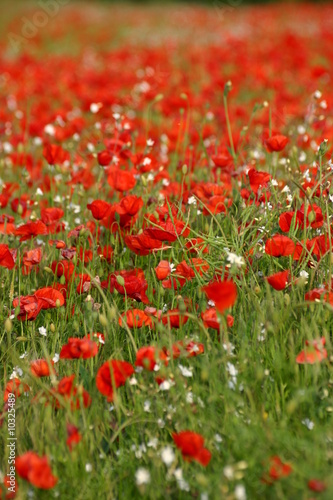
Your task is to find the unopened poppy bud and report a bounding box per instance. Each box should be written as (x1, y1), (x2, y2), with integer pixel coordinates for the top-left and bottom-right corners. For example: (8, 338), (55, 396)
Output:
(79, 228), (87, 237)
(56, 299), (61, 308)
(284, 294), (290, 306)
(16, 336), (27, 341)
(99, 313), (108, 327)
(308, 210), (316, 223)
(178, 300), (186, 313)
(50, 323), (55, 333)
(44, 266), (53, 274)
(196, 474), (208, 487)
(254, 285), (261, 294)
(17, 204), (23, 215)
(201, 369), (209, 381)
(182, 164), (188, 175)
(109, 306), (117, 321)
(5, 318), (12, 333)
(116, 275), (125, 287)
(154, 94), (164, 102)
(180, 93), (188, 100)
(141, 176), (148, 187)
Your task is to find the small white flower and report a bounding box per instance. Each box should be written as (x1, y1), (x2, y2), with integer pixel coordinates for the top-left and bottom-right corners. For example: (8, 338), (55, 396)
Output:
(147, 437), (158, 449)
(270, 179), (278, 187)
(159, 380), (174, 391)
(44, 124), (55, 136)
(235, 484), (247, 500)
(85, 463), (93, 473)
(129, 377), (138, 386)
(300, 270), (309, 279)
(186, 392), (194, 404)
(223, 465), (234, 479)
(161, 446), (175, 467)
(39, 326), (47, 337)
(135, 468), (150, 486)
(226, 252), (245, 268)
(52, 353), (60, 364)
(147, 138), (154, 147)
(20, 352), (28, 359)
(144, 400), (151, 413)
(179, 365), (193, 378)
(214, 433), (223, 443)
(302, 418), (314, 430)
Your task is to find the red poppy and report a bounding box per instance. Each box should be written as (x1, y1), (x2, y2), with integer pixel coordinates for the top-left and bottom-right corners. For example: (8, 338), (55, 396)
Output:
(307, 479), (327, 492)
(185, 238), (209, 254)
(265, 235), (295, 257)
(14, 220), (47, 242)
(30, 359), (55, 377)
(266, 270), (290, 291)
(248, 168), (271, 194)
(103, 268), (149, 303)
(296, 337), (327, 364)
(34, 287), (65, 309)
(265, 134), (289, 152)
(155, 260), (172, 280)
(16, 452), (58, 489)
(201, 308), (234, 330)
(161, 308), (189, 328)
(60, 337), (98, 359)
(22, 248), (42, 269)
(66, 424), (82, 451)
(87, 200), (112, 220)
(12, 295), (43, 321)
(0, 244), (15, 270)
(0, 476), (17, 499)
(202, 280), (237, 313)
(172, 431), (211, 466)
(97, 149), (111, 166)
(96, 360), (134, 401)
(43, 143), (69, 165)
(119, 309), (152, 328)
(4, 378), (30, 402)
(262, 456), (293, 483)
(107, 168), (136, 192)
(53, 375), (91, 410)
(169, 340), (204, 358)
(124, 231), (163, 256)
(135, 346), (168, 371)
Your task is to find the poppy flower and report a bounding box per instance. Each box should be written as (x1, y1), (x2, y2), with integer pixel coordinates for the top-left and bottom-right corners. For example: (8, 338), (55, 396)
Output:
(87, 200), (112, 220)
(296, 337), (327, 364)
(43, 143), (69, 165)
(0, 244), (15, 270)
(135, 346), (168, 371)
(262, 456), (293, 483)
(34, 287), (65, 309)
(30, 359), (55, 377)
(265, 235), (295, 257)
(248, 168), (271, 194)
(16, 451), (58, 489)
(103, 269), (150, 303)
(14, 220), (47, 242)
(185, 238), (209, 254)
(107, 168), (136, 192)
(22, 248), (42, 270)
(124, 231), (163, 256)
(53, 375), (91, 410)
(161, 308), (189, 328)
(4, 378), (30, 402)
(97, 149), (111, 166)
(96, 360), (134, 401)
(169, 340), (204, 358)
(265, 134), (289, 152)
(201, 308), (234, 330)
(60, 337), (98, 359)
(0, 475), (17, 499)
(119, 309), (152, 328)
(66, 424), (82, 451)
(172, 431), (211, 466)
(266, 270), (290, 291)
(202, 280), (237, 313)
(307, 479), (327, 492)
(12, 294), (43, 321)
(49, 239), (67, 249)
(155, 260), (172, 280)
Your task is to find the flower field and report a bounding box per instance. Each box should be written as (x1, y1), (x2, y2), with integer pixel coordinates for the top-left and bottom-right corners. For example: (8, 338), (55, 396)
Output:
(0, 1), (333, 498)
